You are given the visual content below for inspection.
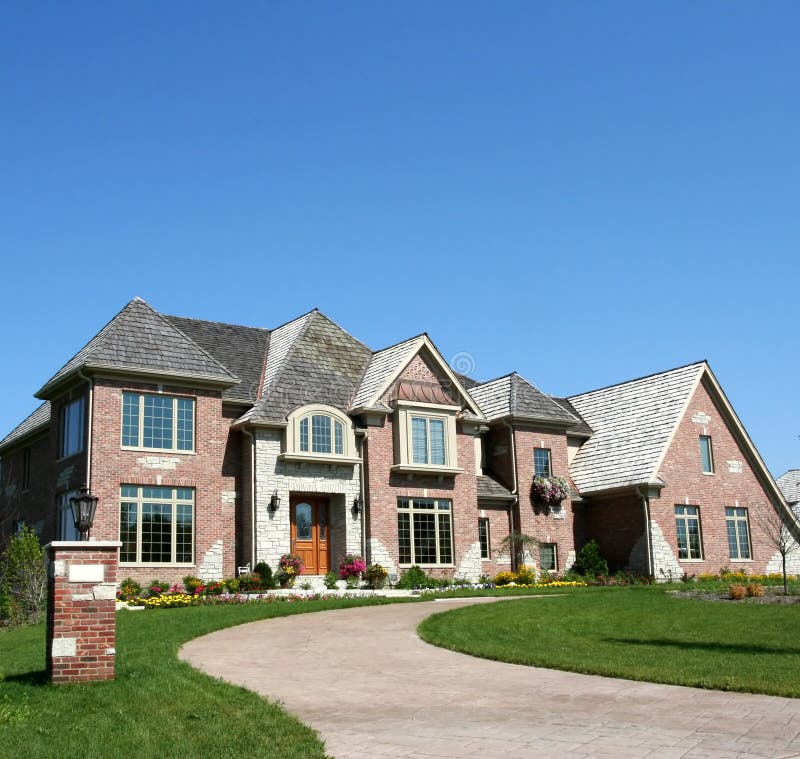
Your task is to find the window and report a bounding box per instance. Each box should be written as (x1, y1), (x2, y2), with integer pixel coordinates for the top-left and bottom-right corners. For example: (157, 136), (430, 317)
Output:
(478, 518), (491, 559)
(534, 448), (552, 477)
(300, 414), (344, 455)
(411, 416), (446, 465)
(122, 393), (194, 452)
(398, 498), (453, 565)
(540, 543), (557, 571)
(60, 397), (85, 458)
(57, 491), (80, 541)
(675, 505), (703, 559)
(394, 403), (459, 471)
(120, 485), (194, 564)
(699, 435), (714, 474)
(726, 507), (751, 560)
(22, 447), (31, 491)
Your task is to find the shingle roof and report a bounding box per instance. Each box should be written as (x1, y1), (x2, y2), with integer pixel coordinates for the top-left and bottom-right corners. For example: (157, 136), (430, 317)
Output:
(351, 335), (424, 409)
(552, 398), (593, 437)
(469, 373), (577, 426)
(242, 311), (372, 423)
(165, 316), (269, 404)
(568, 362), (705, 494)
(37, 298), (238, 398)
(0, 402), (51, 452)
(477, 474), (515, 501)
(777, 470), (800, 505)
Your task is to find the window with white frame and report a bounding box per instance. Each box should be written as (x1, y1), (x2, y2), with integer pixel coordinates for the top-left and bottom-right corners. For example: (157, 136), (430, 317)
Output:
(122, 392), (194, 452)
(285, 405), (355, 459)
(120, 485), (194, 564)
(534, 448), (552, 477)
(675, 505), (703, 559)
(478, 517), (491, 559)
(699, 435), (714, 474)
(726, 507), (751, 560)
(398, 498), (453, 565)
(395, 403), (459, 470)
(59, 397), (85, 458)
(540, 543), (557, 571)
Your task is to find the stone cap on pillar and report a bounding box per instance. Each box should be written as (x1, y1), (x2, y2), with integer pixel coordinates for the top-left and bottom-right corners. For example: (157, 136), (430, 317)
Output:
(45, 541), (123, 549)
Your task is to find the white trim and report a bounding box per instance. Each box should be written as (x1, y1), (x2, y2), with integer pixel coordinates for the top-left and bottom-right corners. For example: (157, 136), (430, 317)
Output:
(46, 541), (122, 549)
(285, 404), (357, 460)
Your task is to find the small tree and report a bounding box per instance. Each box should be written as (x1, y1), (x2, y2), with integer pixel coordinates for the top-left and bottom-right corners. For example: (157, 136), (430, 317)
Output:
(754, 506), (800, 595)
(0, 525), (47, 625)
(496, 531), (540, 570)
(572, 539), (609, 577)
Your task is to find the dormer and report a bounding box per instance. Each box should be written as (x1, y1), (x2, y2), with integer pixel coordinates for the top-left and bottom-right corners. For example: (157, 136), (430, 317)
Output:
(280, 404), (360, 465)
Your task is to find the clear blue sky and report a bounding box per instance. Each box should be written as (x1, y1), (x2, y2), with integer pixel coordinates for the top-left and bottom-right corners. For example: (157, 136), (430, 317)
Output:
(1, 2), (797, 476)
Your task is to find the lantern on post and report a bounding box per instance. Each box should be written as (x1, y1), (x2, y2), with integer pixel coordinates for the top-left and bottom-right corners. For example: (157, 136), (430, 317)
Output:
(69, 488), (99, 541)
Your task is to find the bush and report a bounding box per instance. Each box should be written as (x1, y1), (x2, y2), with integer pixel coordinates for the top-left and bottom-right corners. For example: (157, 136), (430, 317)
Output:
(572, 540), (609, 577)
(323, 571), (338, 590)
(514, 566), (535, 585)
(118, 577), (142, 601)
(338, 554), (366, 580)
(746, 582), (764, 598)
(147, 580), (170, 597)
(396, 565), (437, 589)
(364, 563), (388, 589)
(225, 578), (240, 593)
(183, 575), (204, 594)
(253, 562), (275, 589)
(493, 571), (516, 586)
(0, 526), (46, 625)
(237, 574), (262, 592)
(729, 583), (746, 600)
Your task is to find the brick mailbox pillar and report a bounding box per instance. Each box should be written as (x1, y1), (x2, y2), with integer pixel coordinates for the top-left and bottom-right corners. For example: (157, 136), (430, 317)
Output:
(46, 541), (122, 683)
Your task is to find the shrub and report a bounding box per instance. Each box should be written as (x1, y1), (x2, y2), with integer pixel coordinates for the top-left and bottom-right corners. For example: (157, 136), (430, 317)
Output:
(396, 565), (436, 589)
(494, 571), (516, 586)
(253, 562), (275, 589)
(237, 574), (262, 592)
(147, 580), (170, 597)
(746, 582), (764, 598)
(338, 554), (366, 580)
(225, 578), (240, 593)
(323, 571), (338, 590)
(118, 577), (142, 601)
(0, 526), (46, 625)
(183, 575), (204, 594)
(364, 563), (388, 589)
(204, 581), (225, 595)
(729, 584), (746, 600)
(572, 540), (609, 577)
(514, 565), (535, 585)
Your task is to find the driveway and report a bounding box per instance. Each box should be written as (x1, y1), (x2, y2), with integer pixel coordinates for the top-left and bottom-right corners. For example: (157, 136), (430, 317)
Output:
(180, 597), (800, 758)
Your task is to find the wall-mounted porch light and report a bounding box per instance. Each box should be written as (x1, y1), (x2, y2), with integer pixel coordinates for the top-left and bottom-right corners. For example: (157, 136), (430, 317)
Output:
(268, 490), (281, 513)
(69, 487), (99, 541)
(352, 496), (364, 516)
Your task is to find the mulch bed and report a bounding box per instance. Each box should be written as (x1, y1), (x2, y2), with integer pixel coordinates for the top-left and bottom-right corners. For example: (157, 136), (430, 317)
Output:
(669, 588), (800, 605)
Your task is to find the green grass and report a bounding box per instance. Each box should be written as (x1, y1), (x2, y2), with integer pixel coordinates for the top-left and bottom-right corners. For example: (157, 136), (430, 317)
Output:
(0, 597), (414, 758)
(418, 586), (800, 697)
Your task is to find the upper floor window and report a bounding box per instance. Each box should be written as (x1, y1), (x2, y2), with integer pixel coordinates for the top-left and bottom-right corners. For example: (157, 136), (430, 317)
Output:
(300, 414), (344, 455)
(59, 397), (85, 458)
(394, 403), (459, 472)
(675, 505), (703, 560)
(699, 435), (714, 474)
(725, 507), (751, 560)
(122, 392), (195, 452)
(285, 405), (356, 461)
(534, 448), (552, 477)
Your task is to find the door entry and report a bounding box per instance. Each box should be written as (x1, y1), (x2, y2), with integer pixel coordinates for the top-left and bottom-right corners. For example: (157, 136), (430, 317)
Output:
(290, 496), (330, 575)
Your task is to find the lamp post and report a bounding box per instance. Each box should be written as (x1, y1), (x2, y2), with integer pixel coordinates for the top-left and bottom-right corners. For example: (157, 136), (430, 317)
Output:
(69, 488), (99, 541)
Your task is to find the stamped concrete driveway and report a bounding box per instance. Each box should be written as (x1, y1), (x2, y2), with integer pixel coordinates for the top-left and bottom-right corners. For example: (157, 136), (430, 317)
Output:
(180, 598), (800, 759)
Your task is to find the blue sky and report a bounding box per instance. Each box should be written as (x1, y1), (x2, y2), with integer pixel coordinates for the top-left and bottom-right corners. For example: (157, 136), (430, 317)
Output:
(1, 2), (797, 476)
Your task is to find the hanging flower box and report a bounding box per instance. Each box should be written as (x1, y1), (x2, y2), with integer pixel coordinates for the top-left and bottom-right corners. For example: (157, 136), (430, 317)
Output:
(531, 475), (569, 507)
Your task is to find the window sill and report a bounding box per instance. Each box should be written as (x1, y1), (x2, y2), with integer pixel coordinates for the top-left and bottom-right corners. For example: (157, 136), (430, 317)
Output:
(730, 559), (753, 563)
(678, 558), (705, 563)
(122, 447), (196, 455)
(391, 464), (464, 476)
(279, 452), (361, 466)
(120, 561), (195, 567)
(701, 471), (715, 476)
(398, 564), (455, 569)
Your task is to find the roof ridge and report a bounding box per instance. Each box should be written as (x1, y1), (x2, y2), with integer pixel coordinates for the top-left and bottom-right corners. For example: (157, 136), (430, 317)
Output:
(311, 309), (373, 353)
(371, 332), (426, 356)
(268, 308), (319, 333)
(165, 313), (270, 334)
(568, 360), (707, 400)
(472, 372), (515, 388)
(148, 304), (236, 380)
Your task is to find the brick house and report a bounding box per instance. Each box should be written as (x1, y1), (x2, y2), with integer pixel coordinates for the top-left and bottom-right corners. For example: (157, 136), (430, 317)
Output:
(1, 298), (797, 585)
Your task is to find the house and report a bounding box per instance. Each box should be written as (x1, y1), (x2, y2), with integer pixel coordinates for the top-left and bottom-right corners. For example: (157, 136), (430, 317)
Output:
(1, 297), (797, 585)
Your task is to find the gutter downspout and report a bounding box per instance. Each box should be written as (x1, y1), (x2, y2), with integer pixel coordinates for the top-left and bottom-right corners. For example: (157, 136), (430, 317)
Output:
(242, 427), (256, 571)
(77, 369), (94, 491)
(503, 419), (519, 572)
(636, 486), (654, 579)
(357, 431), (367, 562)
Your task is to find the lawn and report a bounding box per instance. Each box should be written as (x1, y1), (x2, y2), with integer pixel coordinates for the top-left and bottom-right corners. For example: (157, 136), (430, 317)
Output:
(418, 586), (800, 697)
(0, 596), (413, 758)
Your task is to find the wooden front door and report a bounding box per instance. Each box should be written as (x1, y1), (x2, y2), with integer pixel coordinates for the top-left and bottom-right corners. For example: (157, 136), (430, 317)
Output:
(290, 496), (330, 575)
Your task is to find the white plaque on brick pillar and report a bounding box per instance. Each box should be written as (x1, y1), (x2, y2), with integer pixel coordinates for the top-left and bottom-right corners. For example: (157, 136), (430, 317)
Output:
(52, 637), (77, 657)
(68, 564), (105, 583)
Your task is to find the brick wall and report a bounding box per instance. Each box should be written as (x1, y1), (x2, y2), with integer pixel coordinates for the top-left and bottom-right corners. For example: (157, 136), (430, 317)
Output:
(514, 425), (576, 572)
(88, 378), (238, 585)
(46, 542), (119, 683)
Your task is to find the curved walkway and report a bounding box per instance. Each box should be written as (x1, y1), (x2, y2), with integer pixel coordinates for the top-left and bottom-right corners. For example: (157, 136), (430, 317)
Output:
(180, 598), (800, 758)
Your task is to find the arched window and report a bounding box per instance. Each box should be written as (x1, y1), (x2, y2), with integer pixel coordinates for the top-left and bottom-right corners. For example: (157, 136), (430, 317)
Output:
(284, 405), (357, 462)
